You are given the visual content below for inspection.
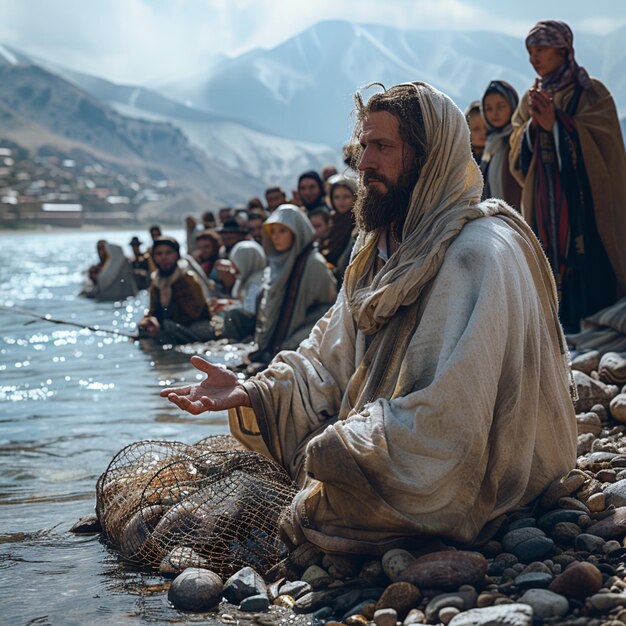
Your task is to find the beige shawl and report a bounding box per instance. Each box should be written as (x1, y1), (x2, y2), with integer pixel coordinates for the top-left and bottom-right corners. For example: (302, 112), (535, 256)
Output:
(230, 82), (577, 554)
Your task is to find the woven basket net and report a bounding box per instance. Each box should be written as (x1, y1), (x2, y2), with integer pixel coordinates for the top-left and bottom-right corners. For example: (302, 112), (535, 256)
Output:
(96, 434), (297, 577)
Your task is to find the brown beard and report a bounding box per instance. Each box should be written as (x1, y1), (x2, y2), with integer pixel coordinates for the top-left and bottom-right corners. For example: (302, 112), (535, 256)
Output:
(353, 166), (419, 238)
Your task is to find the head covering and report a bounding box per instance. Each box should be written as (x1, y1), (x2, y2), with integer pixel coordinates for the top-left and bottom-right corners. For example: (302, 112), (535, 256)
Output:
(323, 174), (358, 266)
(344, 82), (492, 335)
(328, 174), (358, 198)
(255, 204), (315, 351)
(129, 236), (142, 246)
(525, 20), (592, 93)
(151, 236), (180, 257)
(480, 81), (519, 201)
(230, 240), (267, 296)
(298, 170), (324, 192)
(218, 219), (248, 235)
(464, 100), (481, 123)
(481, 80), (519, 133)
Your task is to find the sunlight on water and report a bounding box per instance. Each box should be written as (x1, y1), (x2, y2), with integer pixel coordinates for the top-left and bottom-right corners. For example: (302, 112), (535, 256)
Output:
(0, 229), (237, 624)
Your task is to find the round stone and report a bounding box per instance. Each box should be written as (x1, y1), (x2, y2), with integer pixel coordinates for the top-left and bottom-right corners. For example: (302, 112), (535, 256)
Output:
(586, 507), (626, 538)
(548, 562), (602, 600)
(382, 549), (416, 582)
(502, 528), (554, 563)
(239, 594), (270, 612)
(375, 582), (421, 620)
(574, 533), (605, 553)
(519, 589), (569, 619)
(447, 604), (533, 626)
(604, 480), (626, 508)
(167, 567), (223, 612)
(439, 606), (460, 625)
(399, 551), (487, 590)
(514, 572), (553, 589)
(373, 607), (398, 626)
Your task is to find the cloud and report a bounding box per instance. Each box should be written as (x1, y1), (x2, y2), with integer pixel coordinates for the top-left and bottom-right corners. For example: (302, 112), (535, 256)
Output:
(0, 0), (622, 85)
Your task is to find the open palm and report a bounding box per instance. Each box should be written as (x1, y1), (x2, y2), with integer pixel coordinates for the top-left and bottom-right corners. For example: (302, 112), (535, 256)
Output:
(160, 355), (251, 414)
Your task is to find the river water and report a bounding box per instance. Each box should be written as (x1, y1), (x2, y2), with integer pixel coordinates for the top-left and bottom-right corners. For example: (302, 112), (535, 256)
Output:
(0, 229), (250, 625)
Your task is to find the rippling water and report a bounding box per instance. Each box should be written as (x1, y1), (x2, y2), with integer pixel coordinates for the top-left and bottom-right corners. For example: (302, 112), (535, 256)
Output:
(0, 229), (247, 625)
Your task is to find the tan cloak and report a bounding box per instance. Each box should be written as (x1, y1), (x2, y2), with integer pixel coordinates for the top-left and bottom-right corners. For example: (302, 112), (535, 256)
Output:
(509, 79), (626, 295)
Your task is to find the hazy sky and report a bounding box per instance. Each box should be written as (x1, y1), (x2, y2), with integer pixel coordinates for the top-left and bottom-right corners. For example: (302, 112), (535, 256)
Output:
(1, 0), (625, 85)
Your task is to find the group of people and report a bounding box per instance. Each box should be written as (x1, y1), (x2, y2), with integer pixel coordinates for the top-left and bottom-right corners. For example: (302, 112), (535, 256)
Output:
(463, 20), (625, 332)
(158, 19), (625, 556)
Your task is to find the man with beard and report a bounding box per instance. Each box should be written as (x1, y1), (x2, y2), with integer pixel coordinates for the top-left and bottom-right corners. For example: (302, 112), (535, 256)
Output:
(138, 236), (209, 342)
(161, 83), (576, 554)
(297, 170), (329, 214)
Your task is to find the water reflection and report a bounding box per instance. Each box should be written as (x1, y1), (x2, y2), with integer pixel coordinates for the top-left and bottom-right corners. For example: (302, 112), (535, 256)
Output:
(0, 230), (236, 624)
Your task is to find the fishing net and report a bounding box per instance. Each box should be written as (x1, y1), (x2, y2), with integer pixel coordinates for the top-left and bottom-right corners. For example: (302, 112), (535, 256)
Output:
(96, 434), (297, 578)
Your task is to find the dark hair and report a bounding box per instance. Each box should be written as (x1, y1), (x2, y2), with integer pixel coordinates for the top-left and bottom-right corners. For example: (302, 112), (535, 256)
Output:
(196, 229), (222, 246)
(353, 83), (429, 174)
(308, 207), (331, 223)
(297, 170), (324, 191)
(265, 185), (285, 196)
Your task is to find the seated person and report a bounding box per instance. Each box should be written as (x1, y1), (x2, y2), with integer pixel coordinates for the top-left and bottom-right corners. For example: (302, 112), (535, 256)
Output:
(249, 204), (337, 364)
(163, 82), (576, 556)
(128, 236), (152, 290)
(193, 229), (222, 280)
(82, 239), (138, 301)
(208, 240), (267, 342)
(138, 237), (211, 344)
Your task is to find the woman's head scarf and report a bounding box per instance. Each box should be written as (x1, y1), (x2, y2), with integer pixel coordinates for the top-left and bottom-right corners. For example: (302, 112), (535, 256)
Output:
(525, 20), (592, 93)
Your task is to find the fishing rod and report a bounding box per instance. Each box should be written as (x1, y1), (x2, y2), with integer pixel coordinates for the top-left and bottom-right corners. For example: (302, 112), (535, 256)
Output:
(0, 304), (139, 340)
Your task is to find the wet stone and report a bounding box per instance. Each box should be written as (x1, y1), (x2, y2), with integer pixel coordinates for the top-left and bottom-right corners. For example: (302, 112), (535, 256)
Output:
(588, 592), (626, 612)
(586, 506), (626, 538)
(537, 509), (587, 533)
(551, 521), (582, 545)
(403, 608), (426, 625)
(548, 562), (602, 600)
(586, 492), (606, 513)
(239, 593), (270, 612)
(301, 565), (333, 589)
(425, 590), (477, 621)
(603, 480), (626, 508)
(399, 551), (487, 590)
(558, 497), (590, 513)
(519, 589), (569, 619)
(167, 567), (223, 613)
(514, 572), (553, 589)
(521, 561), (551, 575)
(279, 580), (312, 599)
(373, 607), (397, 626)
(223, 567), (267, 604)
(375, 582), (421, 620)
(439, 606), (460, 625)
(447, 603), (533, 626)
(382, 549), (416, 582)
(69, 513), (102, 534)
(501, 528), (554, 563)
(575, 533), (605, 553)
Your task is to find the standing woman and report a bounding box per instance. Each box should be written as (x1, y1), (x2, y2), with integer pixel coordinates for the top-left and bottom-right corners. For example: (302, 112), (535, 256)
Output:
(510, 20), (626, 332)
(480, 81), (522, 210)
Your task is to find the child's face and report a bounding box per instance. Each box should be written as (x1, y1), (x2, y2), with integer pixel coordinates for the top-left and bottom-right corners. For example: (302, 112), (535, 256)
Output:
(483, 93), (512, 130)
(468, 112), (487, 149)
(310, 215), (331, 241)
(267, 224), (295, 252)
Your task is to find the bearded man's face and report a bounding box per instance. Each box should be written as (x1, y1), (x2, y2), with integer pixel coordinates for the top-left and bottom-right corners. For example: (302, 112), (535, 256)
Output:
(354, 110), (419, 234)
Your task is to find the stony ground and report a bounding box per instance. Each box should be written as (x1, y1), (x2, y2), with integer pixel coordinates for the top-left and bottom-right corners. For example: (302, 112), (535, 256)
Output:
(83, 350), (626, 625)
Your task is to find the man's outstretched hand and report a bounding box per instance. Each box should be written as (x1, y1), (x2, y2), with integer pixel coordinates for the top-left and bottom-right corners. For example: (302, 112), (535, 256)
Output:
(160, 355), (251, 414)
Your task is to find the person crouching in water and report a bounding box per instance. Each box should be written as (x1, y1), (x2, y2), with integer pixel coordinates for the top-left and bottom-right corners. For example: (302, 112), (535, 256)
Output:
(479, 81), (522, 210)
(138, 236), (211, 343)
(248, 204), (337, 367)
